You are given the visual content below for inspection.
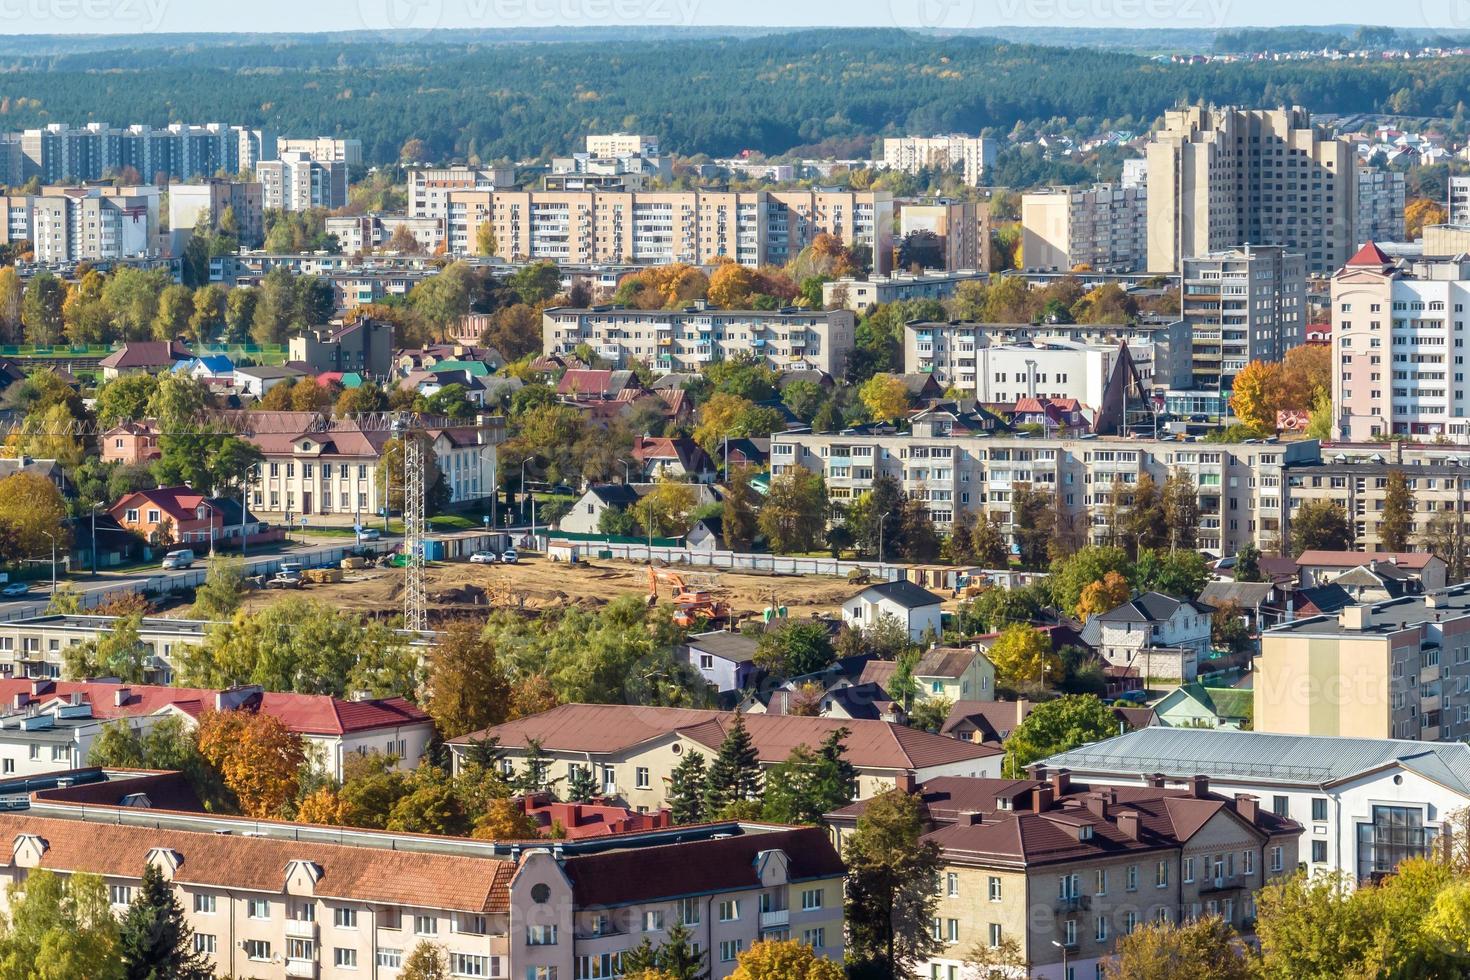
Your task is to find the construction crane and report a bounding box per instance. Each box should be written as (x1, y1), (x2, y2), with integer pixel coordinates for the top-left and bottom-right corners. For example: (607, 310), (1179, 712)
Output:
(646, 567), (732, 629)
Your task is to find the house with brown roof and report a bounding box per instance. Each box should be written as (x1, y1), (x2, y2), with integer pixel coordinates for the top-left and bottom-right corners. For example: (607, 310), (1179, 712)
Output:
(0, 768), (845, 980)
(109, 485), (271, 550)
(632, 435), (717, 483)
(915, 644), (995, 701)
(827, 769), (1302, 980)
(98, 341), (192, 380)
(447, 703), (1003, 810)
(1295, 550), (1447, 591)
(100, 420), (161, 465)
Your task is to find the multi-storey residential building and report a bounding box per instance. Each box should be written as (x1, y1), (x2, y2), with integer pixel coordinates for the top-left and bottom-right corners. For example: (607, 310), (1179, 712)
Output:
(1447, 174), (1470, 226)
(448, 189), (893, 271)
(541, 306), (856, 375)
(944, 340), (1146, 412)
(258, 151), (348, 212)
(827, 770), (1301, 980)
(1047, 726), (1465, 883)
(1, 770), (846, 980)
(324, 213), (445, 254)
(0, 185), (162, 263)
(822, 270), (987, 312)
(897, 201), (988, 272)
(1256, 584), (1470, 743)
(882, 135), (997, 186)
(1332, 244), (1470, 442)
(166, 179), (264, 251)
(19, 123), (269, 184)
(1356, 167), (1406, 243)
(1181, 245), (1306, 389)
(1145, 106), (1356, 275)
(586, 133), (660, 157)
(770, 426), (1319, 557)
(407, 165), (517, 220)
(904, 318), (1194, 394)
(242, 413), (503, 519)
(1020, 184), (1148, 273)
(447, 704), (1003, 810)
(1121, 157), (1148, 190)
(275, 136), (362, 167)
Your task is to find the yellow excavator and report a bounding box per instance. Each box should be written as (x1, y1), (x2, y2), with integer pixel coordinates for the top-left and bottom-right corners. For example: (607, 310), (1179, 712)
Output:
(647, 567), (733, 628)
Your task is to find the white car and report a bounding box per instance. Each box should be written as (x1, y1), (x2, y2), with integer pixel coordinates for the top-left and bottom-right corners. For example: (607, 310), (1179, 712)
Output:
(357, 528), (381, 541)
(469, 551), (497, 564)
(500, 549), (519, 564)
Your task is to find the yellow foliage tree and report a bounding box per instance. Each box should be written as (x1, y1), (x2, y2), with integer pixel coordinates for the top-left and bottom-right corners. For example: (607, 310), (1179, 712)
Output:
(1076, 570), (1131, 620)
(634, 476), (698, 538)
(195, 709), (306, 818)
(472, 797), (541, 840)
(707, 261), (761, 309)
(296, 786), (349, 825)
(1228, 359), (1282, 434)
(1275, 344), (1332, 412)
(859, 373), (910, 423)
(1406, 197), (1448, 239)
(985, 624), (1062, 690)
(729, 939), (845, 980)
(693, 392), (756, 455)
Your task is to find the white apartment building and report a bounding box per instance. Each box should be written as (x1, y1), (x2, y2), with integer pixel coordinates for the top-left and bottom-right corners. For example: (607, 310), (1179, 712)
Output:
(167, 179), (264, 252)
(1145, 106), (1356, 275)
(769, 426), (1317, 557)
(275, 136), (362, 166)
(1182, 245), (1306, 389)
(325, 214), (445, 254)
(1332, 244), (1470, 442)
(407, 165), (516, 220)
(1447, 175), (1470, 226)
(586, 133), (660, 157)
(258, 152), (347, 212)
(881, 135), (997, 186)
(1020, 184), (1148, 273)
(0, 186), (161, 263)
(1121, 157), (1148, 190)
(449, 189), (893, 272)
(542, 306), (856, 375)
(1356, 168), (1406, 243)
(19, 122), (268, 183)
(969, 340), (1135, 407)
(822, 270), (987, 312)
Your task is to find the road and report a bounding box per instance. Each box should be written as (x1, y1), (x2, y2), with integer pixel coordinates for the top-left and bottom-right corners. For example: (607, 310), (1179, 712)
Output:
(0, 536), (405, 620)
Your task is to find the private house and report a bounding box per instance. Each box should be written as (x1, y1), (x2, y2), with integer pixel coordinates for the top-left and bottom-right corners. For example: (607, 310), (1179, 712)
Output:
(914, 645), (995, 701)
(632, 436), (717, 483)
(559, 484), (644, 535)
(1295, 551), (1447, 591)
(1082, 592), (1214, 683)
(941, 699), (1150, 745)
(686, 516), (725, 552)
(98, 341), (192, 380)
(841, 580), (945, 643)
(684, 630), (760, 694)
(0, 457), (73, 498)
(288, 319), (394, 377)
(1198, 580), (1281, 632)
(109, 485), (269, 550)
(172, 354), (235, 384)
(100, 421), (161, 465)
(1153, 682), (1253, 730)
(446, 703), (1004, 810)
(235, 364), (308, 398)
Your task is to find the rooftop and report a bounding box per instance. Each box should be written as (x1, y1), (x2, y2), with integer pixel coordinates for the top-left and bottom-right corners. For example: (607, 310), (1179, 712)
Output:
(1268, 584), (1470, 637)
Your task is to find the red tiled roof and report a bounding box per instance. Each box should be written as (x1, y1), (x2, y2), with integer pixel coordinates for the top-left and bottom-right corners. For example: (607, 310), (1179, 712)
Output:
(1346, 240), (1394, 268)
(111, 485), (207, 522)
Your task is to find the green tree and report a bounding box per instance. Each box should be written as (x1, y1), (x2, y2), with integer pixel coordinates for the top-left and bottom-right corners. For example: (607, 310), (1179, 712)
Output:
(191, 555), (247, 620)
(1011, 483), (1058, 570)
(702, 715), (761, 816)
(1049, 546), (1132, 617)
(721, 465), (760, 552)
(63, 612), (150, 683)
(189, 284), (228, 340)
(410, 262), (473, 341)
(758, 470), (828, 554)
(1133, 548), (1210, 599)
(399, 941), (451, 980)
(151, 283), (194, 341)
(1102, 915), (1249, 980)
(94, 373), (160, 428)
(21, 271), (67, 345)
(760, 727), (854, 826)
(565, 764), (599, 803)
(0, 870), (123, 980)
(754, 620), (836, 679)
(1290, 500), (1354, 557)
(1379, 469), (1414, 552)
(969, 513), (1009, 568)
(655, 921), (708, 980)
(426, 620), (511, 740)
(1162, 469), (1200, 551)
(843, 789), (942, 979)
(667, 750), (707, 825)
(1234, 541), (1264, 581)
(1002, 694), (1119, 777)
(86, 716), (229, 812)
(118, 863), (212, 980)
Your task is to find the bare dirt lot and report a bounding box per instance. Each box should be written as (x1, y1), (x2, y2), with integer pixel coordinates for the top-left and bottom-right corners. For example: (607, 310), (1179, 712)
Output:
(235, 556), (867, 623)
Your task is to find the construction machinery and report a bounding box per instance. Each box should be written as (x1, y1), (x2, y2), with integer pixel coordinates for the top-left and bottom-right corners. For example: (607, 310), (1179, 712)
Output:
(646, 567), (733, 628)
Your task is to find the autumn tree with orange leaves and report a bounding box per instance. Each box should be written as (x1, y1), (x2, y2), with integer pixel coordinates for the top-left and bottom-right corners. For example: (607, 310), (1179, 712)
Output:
(195, 710), (306, 818)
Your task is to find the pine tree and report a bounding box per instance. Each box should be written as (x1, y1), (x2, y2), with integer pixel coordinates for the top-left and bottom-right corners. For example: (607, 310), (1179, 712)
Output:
(667, 750), (707, 825)
(566, 764), (598, 803)
(657, 921), (709, 980)
(119, 863), (212, 980)
(702, 716), (761, 816)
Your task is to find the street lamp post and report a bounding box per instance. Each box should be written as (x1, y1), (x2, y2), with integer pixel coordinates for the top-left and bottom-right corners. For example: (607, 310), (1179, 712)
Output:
(1052, 939), (1070, 980)
(40, 530), (56, 593)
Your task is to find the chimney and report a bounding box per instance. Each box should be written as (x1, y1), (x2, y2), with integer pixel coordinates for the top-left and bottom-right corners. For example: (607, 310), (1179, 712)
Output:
(895, 771), (918, 794)
(1338, 604), (1370, 630)
(1117, 810), (1141, 840)
(29, 680), (51, 697)
(962, 811), (984, 826)
(1017, 699), (1031, 726)
(1032, 785), (1054, 813)
(1189, 774), (1210, 799)
(1235, 793), (1259, 824)
(1085, 793), (1110, 820)
(114, 688), (131, 708)
(1147, 772), (1167, 788)
(1050, 769), (1072, 798)
(1030, 763), (1049, 783)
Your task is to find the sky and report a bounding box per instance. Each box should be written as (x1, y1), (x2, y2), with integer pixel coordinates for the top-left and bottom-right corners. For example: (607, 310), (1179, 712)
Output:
(0, 0), (1463, 36)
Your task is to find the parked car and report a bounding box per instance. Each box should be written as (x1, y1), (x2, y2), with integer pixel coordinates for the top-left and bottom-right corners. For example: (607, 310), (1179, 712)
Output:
(161, 549), (196, 570)
(500, 548), (519, 564)
(357, 528), (381, 541)
(0, 582), (28, 598)
(469, 551), (497, 564)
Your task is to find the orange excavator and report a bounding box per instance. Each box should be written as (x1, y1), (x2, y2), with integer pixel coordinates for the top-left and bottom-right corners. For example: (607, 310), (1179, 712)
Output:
(647, 567), (733, 628)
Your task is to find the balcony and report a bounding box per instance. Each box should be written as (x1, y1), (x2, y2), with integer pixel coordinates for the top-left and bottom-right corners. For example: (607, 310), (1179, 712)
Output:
(1421, 692), (1443, 714)
(1055, 896), (1090, 913)
(285, 919), (318, 940)
(1421, 664), (1441, 685)
(1199, 878), (1245, 895)
(760, 909), (790, 929)
(285, 959), (317, 979)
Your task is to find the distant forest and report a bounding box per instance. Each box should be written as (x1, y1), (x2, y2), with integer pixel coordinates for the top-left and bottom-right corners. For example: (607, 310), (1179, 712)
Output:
(2, 29), (1470, 164)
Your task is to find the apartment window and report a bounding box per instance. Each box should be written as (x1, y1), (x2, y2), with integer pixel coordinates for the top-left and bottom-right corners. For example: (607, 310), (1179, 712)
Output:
(1126, 865), (1138, 891)
(381, 907), (401, 930)
(1095, 869), (1107, 895)
(452, 953), (491, 977)
(680, 898), (700, 925)
(335, 907), (358, 928)
(335, 948), (358, 969)
(377, 949), (404, 969)
(248, 898), (270, 919)
(109, 885), (133, 906)
(1063, 919), (1077, 947)
(193, 934), (216, 954)
(988, 876), (1002, 901)
(1156, 861), (1169, 888)
(415, 914), (438, 936)
(1313, 840), (1328, 864)
(636, 767), (651, 790)
(1243, 849), (1255, 875)
(527, 925), (558, 946)
(455, 913), (487, 935)
(718, 900), (740, 922)
(946, 873), (959, 897)
(1272, 795), (1289, 816)
(1312, 798), (1328, 822)
(193, 894), (216, 914)
(802, 927), (826, 949)
(245, 940), (271, 961)
(644, 911), (664, 932)
(292, 902), (315, 922)
(1095, 915), (1108, 942)
(946, 918), (959, 943)
(526, 968), (558, 980)
(1183, 858), (1195, 883)
(1124, 911), (1137, 935)
(27, 746), (37, 761)
(1270, 846), (1284, 873)
(719, 940), (743, 963)
(988, 923), (1003, 949)
(801, 888), (824, 910)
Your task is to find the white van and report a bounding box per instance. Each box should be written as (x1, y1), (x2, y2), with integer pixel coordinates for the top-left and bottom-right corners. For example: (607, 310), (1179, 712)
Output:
(161, 549), (196, 570)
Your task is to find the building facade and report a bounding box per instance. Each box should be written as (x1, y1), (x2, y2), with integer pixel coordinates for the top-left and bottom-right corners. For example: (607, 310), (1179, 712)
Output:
(0, 186), (161, 263)
(882, 135), (997, 186)
(1020, 184), (1148, 273)
(275, 137), (362, 166)
(258, 152), (348, 212)
(1181, 245), (1306, 389)
(19, 123), (269, 184)
(1356, 168), (1406, 244)
(167, 179), (264, 252)
(1145, 106), (1355, 276)
(324, 214), (446, 254)
(822, 270), (987, 312)
(407, 165), (516, 221)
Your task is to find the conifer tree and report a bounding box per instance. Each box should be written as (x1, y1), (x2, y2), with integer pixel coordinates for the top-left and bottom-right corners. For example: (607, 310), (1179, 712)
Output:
(702, 716), (761, 815)
(668, 750), (707, 825)
(119, 863), (212, 980)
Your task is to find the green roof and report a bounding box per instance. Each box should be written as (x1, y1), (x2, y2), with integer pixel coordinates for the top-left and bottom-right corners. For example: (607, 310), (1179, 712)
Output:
(548, 531), (684, 547)
(433, 360), (492, 377)
(1203, 687), (1253, 722)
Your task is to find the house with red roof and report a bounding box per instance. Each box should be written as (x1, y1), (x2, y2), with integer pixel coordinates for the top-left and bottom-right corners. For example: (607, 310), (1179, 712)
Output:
(108, 485), (273, 550)
(100, 420), (162, 466)
(631, 435), (716, 483)
(98, 341), (192, 380)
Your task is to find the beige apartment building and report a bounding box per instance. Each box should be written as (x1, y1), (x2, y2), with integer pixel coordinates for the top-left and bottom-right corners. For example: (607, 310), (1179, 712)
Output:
(448, 189), (893, 271)
(828, 770), (1301, 980)
(1256, 585), (1470, 742)
(0, 185), (161, 262)
(542, 306), (856, 375)
(897, 200), (988, 272)
(447, 704), (1003, 812)
(407, 165), (516, 220)
(587, 133), (661, 157)
(882, 135), (997, 186)
(1020, 184), (1148, 273)
(275, 136), (363, 166)
(771, 423), (1316, 557)
(1145, 106), (1355, 276)
(4, 770), (845, 980)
